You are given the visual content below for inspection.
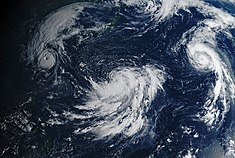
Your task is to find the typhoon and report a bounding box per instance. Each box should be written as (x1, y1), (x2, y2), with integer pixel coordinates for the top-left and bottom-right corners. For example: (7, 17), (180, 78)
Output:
(1, 0), (235, 157)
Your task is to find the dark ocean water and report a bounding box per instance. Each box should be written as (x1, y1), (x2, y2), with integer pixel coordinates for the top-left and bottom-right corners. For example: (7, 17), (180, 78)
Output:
(1, 0), (235, 158)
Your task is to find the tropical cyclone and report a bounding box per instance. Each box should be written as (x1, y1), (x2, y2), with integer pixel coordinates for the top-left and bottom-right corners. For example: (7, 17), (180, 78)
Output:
(1, 0), (235, 157)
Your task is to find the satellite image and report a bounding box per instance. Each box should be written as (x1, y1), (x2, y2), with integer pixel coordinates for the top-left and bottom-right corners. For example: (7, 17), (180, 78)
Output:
(0, 0), (235, 157)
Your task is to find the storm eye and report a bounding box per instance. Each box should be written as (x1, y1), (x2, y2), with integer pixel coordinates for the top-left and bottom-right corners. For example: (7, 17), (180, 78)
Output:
(38, 50), (56, 69)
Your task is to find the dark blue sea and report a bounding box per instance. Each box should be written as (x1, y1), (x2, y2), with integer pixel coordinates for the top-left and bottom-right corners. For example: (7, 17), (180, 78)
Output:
(1, 0), (235, 157)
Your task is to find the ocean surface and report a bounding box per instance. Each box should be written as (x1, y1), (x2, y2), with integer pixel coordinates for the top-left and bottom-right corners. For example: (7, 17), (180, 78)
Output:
(1, 0), (235, 157)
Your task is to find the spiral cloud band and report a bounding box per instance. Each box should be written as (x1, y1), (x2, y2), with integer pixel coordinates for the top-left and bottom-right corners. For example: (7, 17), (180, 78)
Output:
(73, 65), (166, 139)
(1, 0), (235, 157)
